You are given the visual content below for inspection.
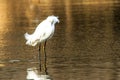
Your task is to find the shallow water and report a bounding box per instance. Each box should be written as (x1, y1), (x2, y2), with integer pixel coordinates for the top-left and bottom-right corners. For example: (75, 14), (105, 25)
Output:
(0, 0), (120, 80)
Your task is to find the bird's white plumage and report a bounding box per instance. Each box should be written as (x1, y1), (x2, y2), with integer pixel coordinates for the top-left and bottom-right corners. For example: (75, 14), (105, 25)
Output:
(24, 16), (59, 46)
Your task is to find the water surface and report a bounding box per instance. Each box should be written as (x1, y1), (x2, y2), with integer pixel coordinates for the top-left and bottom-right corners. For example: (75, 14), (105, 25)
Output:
(0, 0), (120, 80)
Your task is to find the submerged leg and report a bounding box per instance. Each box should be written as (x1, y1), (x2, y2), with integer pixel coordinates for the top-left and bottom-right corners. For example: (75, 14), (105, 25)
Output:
(43, 41), (48, 75)
(38, 43), (41, 72)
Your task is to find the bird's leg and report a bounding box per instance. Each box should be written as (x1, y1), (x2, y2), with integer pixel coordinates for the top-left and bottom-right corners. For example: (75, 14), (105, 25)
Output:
(43, 41), (48, 75)
(38, 43), (41, 72)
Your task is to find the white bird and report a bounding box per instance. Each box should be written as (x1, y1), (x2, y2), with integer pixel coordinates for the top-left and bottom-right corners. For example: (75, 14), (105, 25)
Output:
(24, 15), (59, 72)
(24, 15), (59, 46)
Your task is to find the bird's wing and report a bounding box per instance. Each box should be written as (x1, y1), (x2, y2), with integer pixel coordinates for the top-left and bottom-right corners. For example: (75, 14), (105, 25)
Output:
(32, 20), (52, 41)
(34, 20), (50, 34)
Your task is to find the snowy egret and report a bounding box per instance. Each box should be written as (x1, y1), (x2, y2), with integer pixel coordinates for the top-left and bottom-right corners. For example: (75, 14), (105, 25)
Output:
(24, 15), (59, 72)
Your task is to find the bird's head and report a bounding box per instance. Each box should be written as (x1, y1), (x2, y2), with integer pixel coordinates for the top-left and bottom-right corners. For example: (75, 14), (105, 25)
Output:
(47, 15), (59, 24)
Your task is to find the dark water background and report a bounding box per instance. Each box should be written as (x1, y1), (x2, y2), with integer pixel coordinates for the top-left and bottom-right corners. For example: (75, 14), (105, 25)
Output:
(0, 0), (120, 80)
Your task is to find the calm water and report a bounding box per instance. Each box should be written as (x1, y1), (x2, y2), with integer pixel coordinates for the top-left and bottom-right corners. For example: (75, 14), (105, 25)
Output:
(0, 0), (120, 80)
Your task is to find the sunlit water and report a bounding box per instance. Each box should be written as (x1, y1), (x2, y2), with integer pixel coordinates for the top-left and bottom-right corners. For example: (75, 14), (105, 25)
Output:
(0, 0), (120, 80)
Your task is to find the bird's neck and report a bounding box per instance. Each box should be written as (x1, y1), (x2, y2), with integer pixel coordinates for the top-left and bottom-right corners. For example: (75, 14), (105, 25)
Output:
(51, 21), (56, 25)
(51, 21), (55, 25)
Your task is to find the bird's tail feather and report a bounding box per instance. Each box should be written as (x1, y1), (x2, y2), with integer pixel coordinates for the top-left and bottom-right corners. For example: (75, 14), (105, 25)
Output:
(24, 33), (31, 40)
(24, 33), (37, 46)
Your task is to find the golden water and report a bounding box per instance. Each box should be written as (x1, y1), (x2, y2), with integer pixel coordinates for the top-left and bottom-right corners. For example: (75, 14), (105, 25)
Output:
(0, 0), (120, 80)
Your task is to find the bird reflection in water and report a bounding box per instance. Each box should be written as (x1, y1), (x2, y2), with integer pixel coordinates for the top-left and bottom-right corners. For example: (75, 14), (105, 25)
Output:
(26, 67), (51, 80)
